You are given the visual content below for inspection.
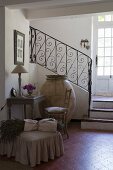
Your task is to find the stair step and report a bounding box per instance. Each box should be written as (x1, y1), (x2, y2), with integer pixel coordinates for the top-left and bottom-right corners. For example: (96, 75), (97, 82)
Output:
(81, 118), (113, 131)
(90, 96), (113, 119)
(90, 108), (113, 119)
(91, 96), (113, 109)
(82, 117), (113, 123)
(92, 99), (113, 102)
(91, 102), (113, 109)
(92, 96), (113, 102)
(91, 108), (113, 112)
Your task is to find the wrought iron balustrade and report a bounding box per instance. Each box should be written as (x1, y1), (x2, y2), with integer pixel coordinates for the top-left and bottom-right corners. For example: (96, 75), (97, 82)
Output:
(29, 26), (92, 115)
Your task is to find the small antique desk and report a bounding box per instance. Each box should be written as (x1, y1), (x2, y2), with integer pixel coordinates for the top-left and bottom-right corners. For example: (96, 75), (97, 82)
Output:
(7, 95), (45, 119)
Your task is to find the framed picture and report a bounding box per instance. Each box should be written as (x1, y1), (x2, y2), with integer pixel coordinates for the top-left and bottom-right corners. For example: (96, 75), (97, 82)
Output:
(14, 30), (25, 65)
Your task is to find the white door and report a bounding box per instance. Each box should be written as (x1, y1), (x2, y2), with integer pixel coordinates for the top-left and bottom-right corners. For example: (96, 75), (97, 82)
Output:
(93, 14), (113, 96)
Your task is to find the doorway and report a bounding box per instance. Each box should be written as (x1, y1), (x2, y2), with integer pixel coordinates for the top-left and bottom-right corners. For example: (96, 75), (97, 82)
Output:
(93, 13), (113, 96)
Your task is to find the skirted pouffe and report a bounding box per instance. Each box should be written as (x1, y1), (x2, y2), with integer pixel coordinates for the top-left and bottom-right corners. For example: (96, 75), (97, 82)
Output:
(0, 131), (64, 167)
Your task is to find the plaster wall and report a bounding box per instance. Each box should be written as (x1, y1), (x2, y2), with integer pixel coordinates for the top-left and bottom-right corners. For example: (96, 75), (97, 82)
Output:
(0, 7), (5, 121)
(30, 16), (91, 56)
(30, 16), (91, 119)
(5, 8), (29, 97)
(2, 8), (29, 120)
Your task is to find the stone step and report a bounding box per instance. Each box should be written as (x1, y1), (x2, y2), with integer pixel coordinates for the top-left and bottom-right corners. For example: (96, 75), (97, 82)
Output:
(90, 108), (113, 119)
(82, 117), (113, 122)
(81, 118), (113, 131)
(91, 101), (113, 109)
(91, 108), (113, 112)
(91, 96), (113, 109)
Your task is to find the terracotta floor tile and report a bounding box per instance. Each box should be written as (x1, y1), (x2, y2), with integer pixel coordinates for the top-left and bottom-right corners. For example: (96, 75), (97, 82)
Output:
(33, 122), (113, 170)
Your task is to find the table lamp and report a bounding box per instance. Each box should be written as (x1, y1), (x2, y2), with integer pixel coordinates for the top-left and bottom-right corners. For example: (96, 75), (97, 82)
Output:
(11, 65), (28, 96)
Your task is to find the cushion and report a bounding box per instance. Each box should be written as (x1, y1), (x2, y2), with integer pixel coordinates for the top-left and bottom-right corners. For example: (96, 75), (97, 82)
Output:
(24, 119), (38, 131)
(45, 107), (68, 113)
(38, 118), (57, 132)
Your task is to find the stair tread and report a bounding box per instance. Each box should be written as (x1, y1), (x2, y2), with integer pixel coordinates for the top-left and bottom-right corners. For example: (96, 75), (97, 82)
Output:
(92, 100), (113, 102)
(92, 96), (113, 102)
(82, 117), (113, 123)
(90, 108), (113, 112)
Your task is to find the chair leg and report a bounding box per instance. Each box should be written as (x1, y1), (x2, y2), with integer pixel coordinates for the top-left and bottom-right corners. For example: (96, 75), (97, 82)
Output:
(64, 115), (69, 139)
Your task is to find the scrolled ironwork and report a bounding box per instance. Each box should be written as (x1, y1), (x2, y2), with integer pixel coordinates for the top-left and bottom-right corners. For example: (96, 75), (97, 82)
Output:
(29, 26), (92, 116)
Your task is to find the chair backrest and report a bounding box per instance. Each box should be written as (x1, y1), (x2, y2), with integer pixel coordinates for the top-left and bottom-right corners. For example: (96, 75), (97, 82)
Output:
(64, 89), (72, 108)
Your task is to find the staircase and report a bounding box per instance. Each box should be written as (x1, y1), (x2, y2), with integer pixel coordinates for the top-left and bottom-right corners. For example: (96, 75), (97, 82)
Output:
(29, 26), (113, 131)
(29, 26), (92, 115)
(29, 26), (92, 91)
(81, 95), (113, 131)
(91, 96), (113, 119)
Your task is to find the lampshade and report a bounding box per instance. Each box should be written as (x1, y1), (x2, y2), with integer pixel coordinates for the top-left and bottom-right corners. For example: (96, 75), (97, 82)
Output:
(11, 65), (28, 74)
(11, 65), (28, 97)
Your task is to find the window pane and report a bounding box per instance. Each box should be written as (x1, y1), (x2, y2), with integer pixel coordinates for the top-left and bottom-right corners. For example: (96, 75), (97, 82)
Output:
(97, 67), (103, 76)
(105, 28), (111, 37)
(98, 48), (104, 56)
(98, 16), (104, 22)
(98, 29), (104, 37)
(111, 67), (113, 75)
(112, 38), (113, 46)
(105, 48), (111, 56)
(111, 57), (113, 65)
(98, 57), (104, 66)
(112, 48), (113, 56)
(104, 67), (110, 75)
(105, 57), (111, 66)
(98, 38), (104, 47)
(105, 38), (111, 47)
(112, 28), (113, 37)
(105, 15), (111, 21)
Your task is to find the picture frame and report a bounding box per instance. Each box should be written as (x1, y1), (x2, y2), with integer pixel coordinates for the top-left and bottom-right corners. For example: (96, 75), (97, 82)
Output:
(14, 30), (25, 65)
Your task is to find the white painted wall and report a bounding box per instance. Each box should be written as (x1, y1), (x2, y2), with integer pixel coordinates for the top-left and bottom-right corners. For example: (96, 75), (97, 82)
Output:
(29, 15), (91, 119)
(5, 8), (29, 97)
(0, 7), (5, 121)
(30, 16), (91, 56)
(0, 8), (30, 121)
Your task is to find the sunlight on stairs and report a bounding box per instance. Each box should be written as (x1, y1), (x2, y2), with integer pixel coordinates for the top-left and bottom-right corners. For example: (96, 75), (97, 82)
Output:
(90, 95), (113, 119)
(81, 95), (113, 131)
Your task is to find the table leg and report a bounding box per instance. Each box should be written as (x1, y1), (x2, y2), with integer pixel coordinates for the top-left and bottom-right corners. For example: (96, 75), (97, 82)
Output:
(24, 104), (26, 119)
(31, 104), (35, 119)
(8, 105), (11, 119)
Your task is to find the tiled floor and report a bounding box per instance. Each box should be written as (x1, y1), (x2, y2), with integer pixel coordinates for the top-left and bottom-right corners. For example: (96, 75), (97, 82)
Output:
(33, 122), (113, 170)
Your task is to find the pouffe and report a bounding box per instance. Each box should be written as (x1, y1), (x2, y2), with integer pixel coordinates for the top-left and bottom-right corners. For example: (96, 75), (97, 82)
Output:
(0, 131), (64, 167)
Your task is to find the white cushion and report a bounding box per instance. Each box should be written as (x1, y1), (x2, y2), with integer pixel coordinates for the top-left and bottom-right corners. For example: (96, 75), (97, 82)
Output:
(45, 107), (67, 113)
(38, 118), (57, 132)
(24, 119), (38, 131)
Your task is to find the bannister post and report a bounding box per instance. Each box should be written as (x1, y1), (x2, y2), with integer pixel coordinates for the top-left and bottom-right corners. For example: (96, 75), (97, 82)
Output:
(66, 45), (67, 75)
(45, 34), (47, 67)
(77, 51), (78, 86)
(88, 59), (92, 118)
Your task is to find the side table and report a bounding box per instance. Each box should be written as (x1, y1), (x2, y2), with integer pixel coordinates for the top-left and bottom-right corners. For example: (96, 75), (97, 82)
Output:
(7, 95), (45, 119)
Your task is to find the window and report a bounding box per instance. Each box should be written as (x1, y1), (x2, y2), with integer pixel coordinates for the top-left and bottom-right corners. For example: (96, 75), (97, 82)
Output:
(97, 14), (113, 76)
